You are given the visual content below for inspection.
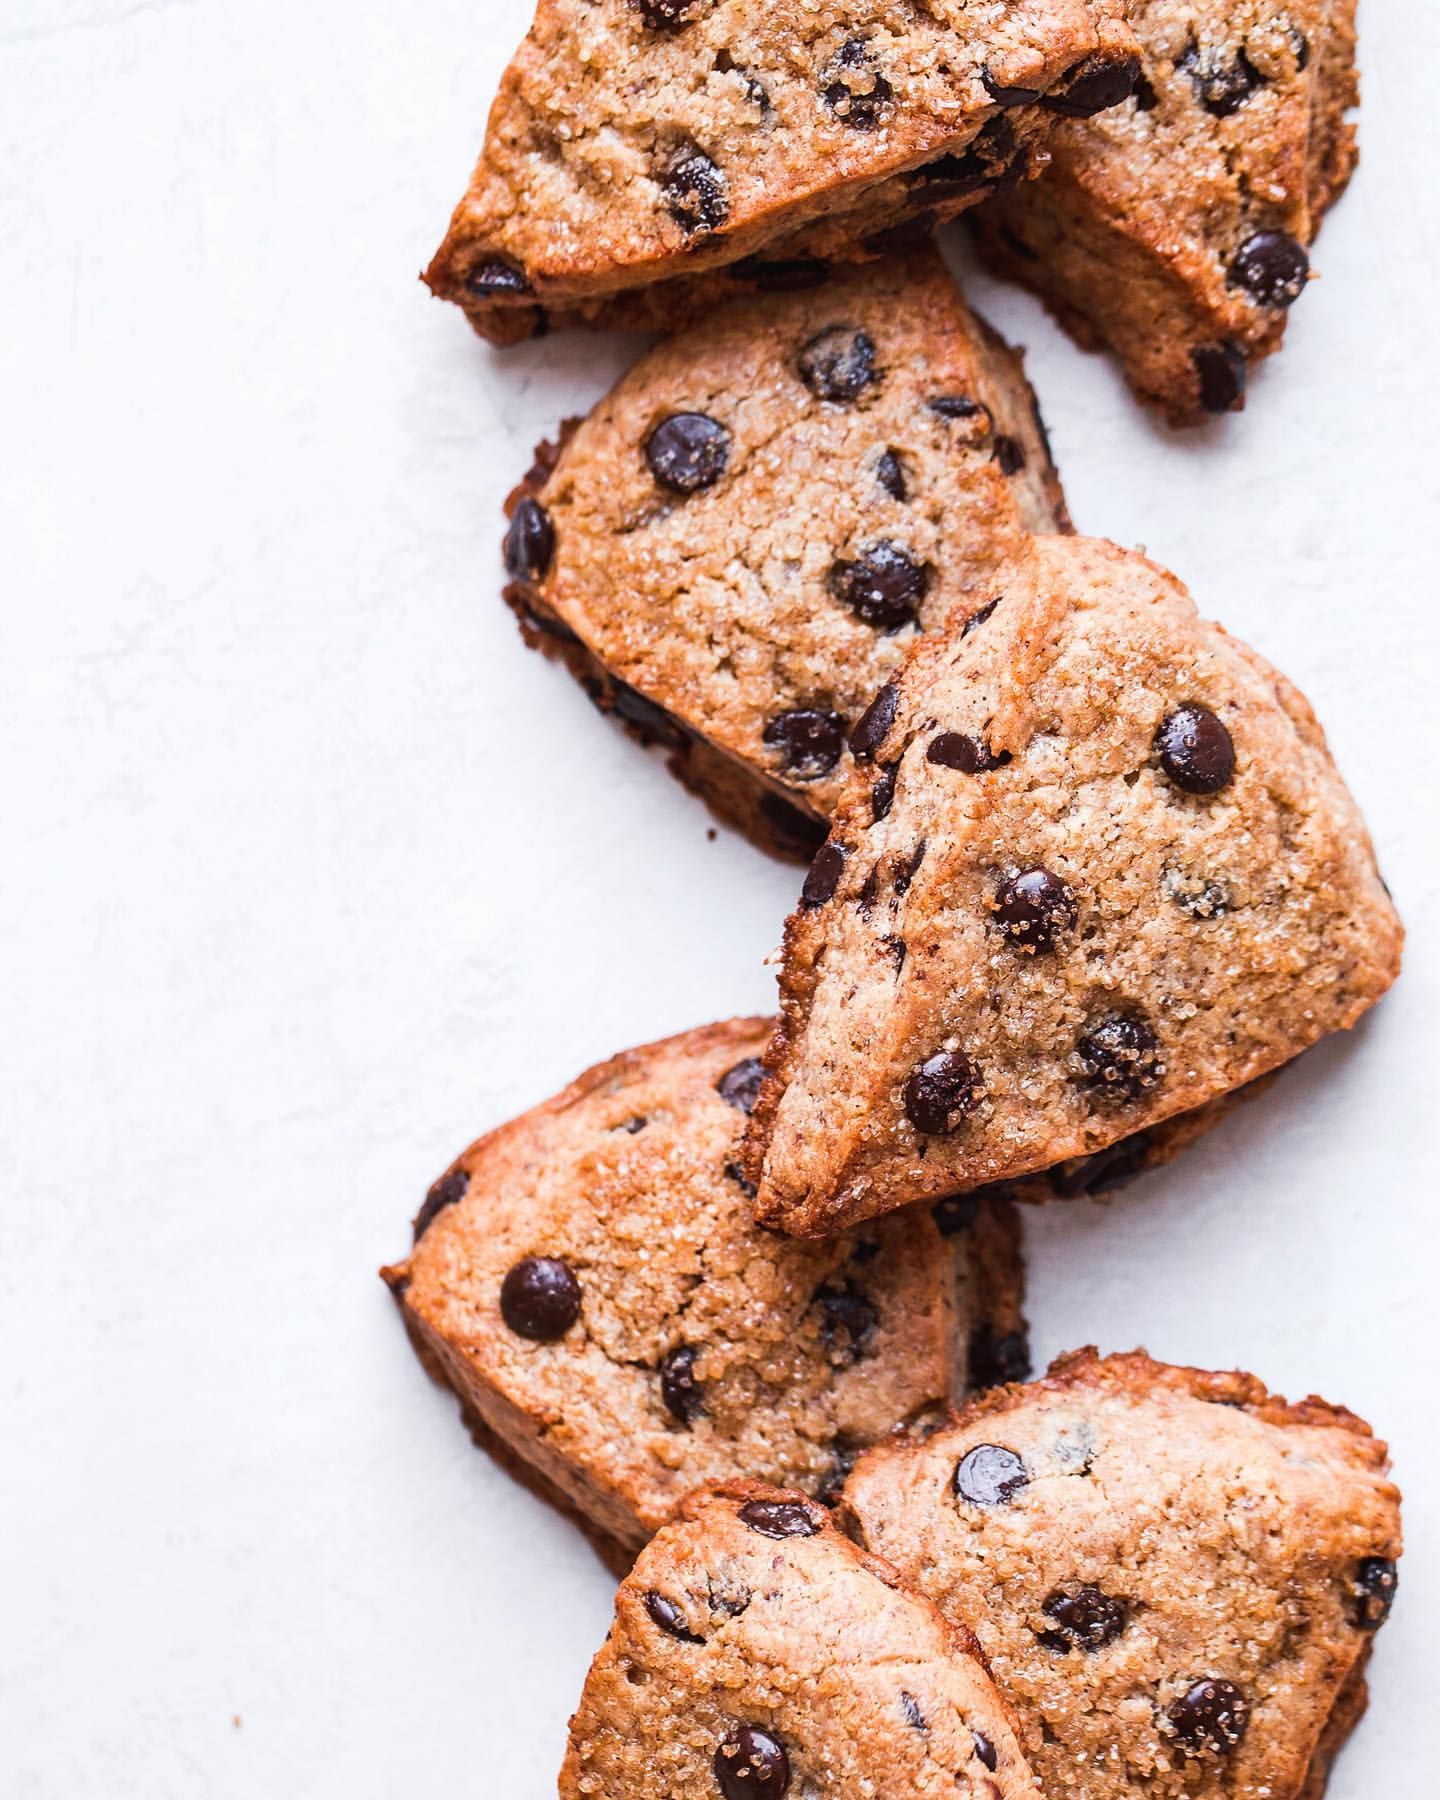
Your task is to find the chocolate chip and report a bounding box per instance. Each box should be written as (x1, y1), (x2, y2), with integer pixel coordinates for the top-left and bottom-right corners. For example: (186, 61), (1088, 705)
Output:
(1163, 870), (1231, 918)
(899, 1691), (926, 1731)
(932, 1193), (981, 1236)
(661, 147), (728, 235)
(822, 38), (894, 130)
(610, 679), (689, 749)
(981, 68), (1042, 106)
(1167, 1679), (1250, 1756)
(763, 709), (845, 779)
(1230, 230), (1309, 307)
(801, 841), (847, 908)
(963, 597), (1000, 636)
(723, 1159), (758, 1197)
(644, 411), (731, 493)
(412, 1167), (469, 1242)
(909, 133), (1004, 202)
(1047, 1130), (1156, 1197)
(637, 0), (700, 22)
(798, 325), (879, 403)
(995, 867), (1077, 953)
(514, 600), (579, 646)
(955, 1443), (1029, 1506)
(716, 1057), (765, 1114)
(712, 52), (769, 109)
(1075, 1011), (1164, 1100)
(875, 449), (907, 500)
(815, 1438), (859, 1505)
(737, 1499), (820, 1540)
(849, 682), (900, 760)
(1155, 703), (1236, 794)
(1192, 342), (1248, 414)
(968, 1324), (1031, 1391)
(1132, 70), (1160, 110)
(828, 542), (929, 632)
(871, 764), (898, 823)
(861, 211), (936, 256)
(904, 1050), (981, 1135)
(881, 933), (906, 972)
(499, 1256), (582, 1340)
(892, 838), (926, 896)
(927, 732), (1010, 774)
(929, 394), (990, 427)
(502, 497), (555, 582)
(1043, 53), (1141, 116)
(659, 1344), (704, 1426)
(992, 434), (1025, 474)
(615, 1115), (648, 1134)
(760, 793), (828, 854)
(465, 258), (531, 297)
(644, 1590), (705, 1642)
(972, 1731), (997, 1772)
(734, 255), (830, 291)
(715, 1726), (791, 1799)
(1351, 1558), (1398, 1630)
(1038, 1586), (1127, 1652)
(815, 1282), (878, 1365)
(1181, 43), (1261, 116)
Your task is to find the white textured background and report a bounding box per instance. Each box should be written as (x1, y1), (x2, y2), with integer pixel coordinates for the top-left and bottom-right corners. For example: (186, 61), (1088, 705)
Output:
(2, 2), (1437, 1793)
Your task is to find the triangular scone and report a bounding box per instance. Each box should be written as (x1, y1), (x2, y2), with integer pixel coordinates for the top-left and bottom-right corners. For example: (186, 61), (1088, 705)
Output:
(560, 1482), (1044, 1799)
(843, 1349), (1402, 1800)
(503, 249), (1069, 861)
(744, 534), (1401, 1236)
(381, 1020), (1027, 1559)
(425, 0), (1139, 344)
(973, 0), (1358, 423)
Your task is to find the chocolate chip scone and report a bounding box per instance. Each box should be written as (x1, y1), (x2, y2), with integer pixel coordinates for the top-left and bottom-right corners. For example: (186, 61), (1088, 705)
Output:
(744, 533), (1402, 1236)
(973, 0), (1359, 423)
(381, 1019), (1027, 1558)
(843, 1348), (1402, 1800)
(560, 1481), (1044, 1798)
(425, 1), (1140, 344)
(503, 249), (1069, 863)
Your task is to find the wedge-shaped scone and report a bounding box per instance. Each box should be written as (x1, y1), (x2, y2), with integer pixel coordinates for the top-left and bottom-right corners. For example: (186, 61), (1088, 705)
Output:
(745, 534), (1402, 1235)
(561, 1482), (1044, 1798)
(503, 249), (1069, 861)
(381, 1019), (1027, 1558)
(974, 0), (1359, 423)
(844, 1349), (1402, 1800)
(426, 0), (1140, 344)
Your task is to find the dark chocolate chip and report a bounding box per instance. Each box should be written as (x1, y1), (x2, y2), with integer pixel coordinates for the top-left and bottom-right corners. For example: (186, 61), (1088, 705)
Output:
(822, 38), (894, 129)
(616, 1115), (648, 1134)
(737, 1499), (820, 1540)
(992, 434), (1026, 474)
(734, 255), (830, 291)
(995, 867), (1077, 953)
(644, 411), (731, 494)
(514, 599), (579, 646)
(1075, 1011), (1164, 1100)
(828, 542), (929, 632)
(892, 838), (926, 896)
(1351, 1558), (1398, 1630)
(968, 1324), (1032, 1391)
(1133, 70), (1160, 110)
(715, 1727), (790, 1799)
(644, 1590), (705, 1642)
(908, 146), (994, 202)
(904, 1049), (981, 1135)
(816, 1437), (859, 1505)
(502, 497), (555, 582)
(723, 1159), (757, 1197)
(875, 449), (907, 500)
(871, 763), (898, 823)
(1047, 1130), (1156, 1197)
(815, 1282), (878, 1365)
(1043, 53), (1141, 116)
(660, 148), (729, 235)
(1192, 342), (1248, 414)
(798, 325), (879, 403)
(1181, 43), (1261, 116)
(899, 1691), (927, 1731)
(861, 211), (936, 255)
(932, 1193), (981, 1236)
(763, 708), (845, 779)
(712, 52), (770, 109)
(981, 68), (1042, 106)
(954, 1443), (1029, 1506)
(412, 1167), (469, 1243)
(801, 841), (847, 908)
(972, 1731), (997, 1772)
(610, 679), (689, 749)
(659, 1344), (704, 1426)
(636, 0), (701, 24)
(849, 682), (900, 760)
(716, 1057), (765, 1114)
(1038, 1586), (1127, 1652)
(499, 1256), (582, 1340)
(1155, 703), (1236, 794)
(963, 596), (1001, 636)
(1230, 230), (1309, 308)
(1167, 1679), (1251, 1756)
(465, 258), (531, 297)
(927, 732), (1010, 774)
(929, 394), (990, 426)
(760, 793), (828, 854)
(1164, 872), (1231, 918)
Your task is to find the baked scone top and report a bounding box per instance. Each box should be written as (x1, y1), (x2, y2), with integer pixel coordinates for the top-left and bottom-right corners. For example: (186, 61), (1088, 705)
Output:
(843, 1348), (1402, 1800)
(745, 533), (1401, 1235)
(561, 1481), (1044, 1798)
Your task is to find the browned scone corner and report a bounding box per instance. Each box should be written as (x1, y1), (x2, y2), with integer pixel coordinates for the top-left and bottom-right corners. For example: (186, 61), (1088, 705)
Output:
(425, 0), (1140, 345)
(842, 1347), (1402, 1800)
(560, 1480), (1045, 1798)
(742, 532), (1402, 1237)
(381, 1018), (1028, 1558)
(972, 0), (1360, 424)
(498, 247), (1070, 863)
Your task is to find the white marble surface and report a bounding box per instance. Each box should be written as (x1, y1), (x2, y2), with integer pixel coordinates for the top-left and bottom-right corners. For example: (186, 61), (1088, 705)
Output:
(2, 2), (1437, 1793)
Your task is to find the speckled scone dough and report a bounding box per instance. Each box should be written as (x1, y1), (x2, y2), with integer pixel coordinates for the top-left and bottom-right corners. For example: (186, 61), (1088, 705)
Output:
(425, 0), (1140, 344)
(843, 1349), (1403, 1800)
(381, 1020), (1027, 1556)
(503, 250), (1069, 862)
(973, 0), (1359, 423)
(560, 1482), (1044, 1799)
(744, 534), (1402, 1236)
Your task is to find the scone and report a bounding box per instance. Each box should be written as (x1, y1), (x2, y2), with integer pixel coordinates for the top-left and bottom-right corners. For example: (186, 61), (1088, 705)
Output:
(973, 0), (1359, 423)
(425, 0), (1139, 344)
(503, 248), (1069, 862)
(380, 1019), (1027, 1558)
(843, 1348), (1402, 1800)
(560, 1482), (1044, 1799)
(744, 534), (1402, 1236)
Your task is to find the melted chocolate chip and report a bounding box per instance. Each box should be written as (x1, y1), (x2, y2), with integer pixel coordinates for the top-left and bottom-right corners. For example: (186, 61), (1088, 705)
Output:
(875, 448), (907, 500)
(909, 148), (993, 202)
(1075, 1012), (1164, 1100)
(1181, 42), (1262, 115)
(892, 838), (926, 896)
(412, 1167), (469, 1243)
(798, 325), (879, 403)
(1230, 230), (1309, 307)
(659, 1344), (704, 1426)
(972, 1731), (997, 1772)
(503, 497), (555, 582)
(927, 732), (1010, 773)
(1047, 1130), (1155, 1197)
(466, 258), (531, 297)
(871, 763), (898, 823)
(733, 255), (831, 292)
(1167, 1679), (1250, 1756)
(904, 1049), (981, 1135)
(929, 394), (990, 428)
(899, 1691), (926, 1731)
(828, 542), (929, 632)
(963, 597), (1001, 636)
(716, 1057), (765, 1114)
(760, 793), (828, 854)
(992, 434), (1026, 474)
(849, 682), (900, 760)
(610, 679), (689, 749)
(661, 147), (729, 235)
(738, 1499), (820, 1540)
(815, 1282), (878, 1365)
(644, 411), (731, 493)
(1038, 1586), (1126, 1652)
(1043, 53), (1141, 116)
(981, 68), (1042, 106)
(802, 841), (847, 908)
(932, 1193), (981, 1236)
(822, 38), (894, 130)
(1155, 703), (1236, 794)
(499, 1256), (582, 1340)
(763, 708), (845, 778)
(644, 1590), (705, 1642)
(1192, 342), (1248, 413)
(955, 1443), (1029, 1506)
(1351, 1558), (1398, 1630)
(995, 867), (1077, 953)
(968, 1324), (1032, 1391)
